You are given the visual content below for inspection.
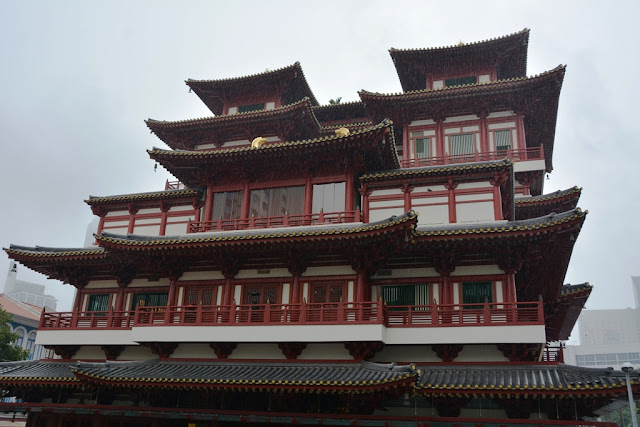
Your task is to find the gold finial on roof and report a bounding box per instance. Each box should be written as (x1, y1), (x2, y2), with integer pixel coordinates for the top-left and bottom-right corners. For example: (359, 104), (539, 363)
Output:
(251, 137), (268, 148)
(335, 127), (350, 137)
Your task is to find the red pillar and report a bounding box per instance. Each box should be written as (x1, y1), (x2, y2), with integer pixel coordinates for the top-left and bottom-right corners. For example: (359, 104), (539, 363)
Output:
(241, 183), (251, 219)
(440, 275), (453, 305)
(479, 114), (489, 153)
(356, 270), (366, 303)
(516, 114), (526, 151)
(97, 215), (106, 235)
(72, 288), (83, 312)
(291, 275), (301, 304)
(360, 187), (371, 223)
(304, 177), (313, 215)
(492, 183), (503, 220)
(223, 277), (234, 305)
(127, 206), (137, 234)
(159, 204), (170, 236)
(445, 179), (457, 223)
(114, 285), (126, 312)
(345, 173), (354, 211)
(403, 182), (412, 212)
(436, 119), (445, 158)
(167, 278), (177, 306)
(203, 185), (214, 222)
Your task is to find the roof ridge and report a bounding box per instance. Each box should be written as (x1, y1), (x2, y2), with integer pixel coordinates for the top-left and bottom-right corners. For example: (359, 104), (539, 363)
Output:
(186, 61), (301, 84)
(389, 28), (529, 53)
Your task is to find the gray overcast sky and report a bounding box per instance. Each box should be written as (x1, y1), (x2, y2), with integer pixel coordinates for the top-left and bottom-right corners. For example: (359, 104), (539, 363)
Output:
(1, 1), (639, 336)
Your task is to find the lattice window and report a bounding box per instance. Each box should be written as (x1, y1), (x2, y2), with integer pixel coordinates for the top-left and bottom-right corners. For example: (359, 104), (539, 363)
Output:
(243, 285), (279, 304)
(462, 282), (493, 309)
(310, 283), (344, 304)
(450, 133), (475, 155)
(131, 292), (168, 310)
(185, 287), (215, 306)
(495, 130), (512, 152)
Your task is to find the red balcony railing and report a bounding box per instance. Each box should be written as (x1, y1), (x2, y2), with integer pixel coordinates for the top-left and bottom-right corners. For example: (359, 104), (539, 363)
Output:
(39, 310), (135, 329)
(188, 209), (361, 233)
(541, 344), (565, 363)
(401, 147), (544, 168)
(165, 180), (187, 190)
(39, 301), (544, 331)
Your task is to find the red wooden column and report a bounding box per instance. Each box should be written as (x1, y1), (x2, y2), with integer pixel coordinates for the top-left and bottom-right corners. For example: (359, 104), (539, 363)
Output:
(241, 182), (251, 219)
(127, 204), (138, 234)
(304, 177), (313, 215)
(479, 113), (489, 153)
(71, 277), (89, 312)
(159, 202), (170, 236)
(490, 173), (507, 221)
(222, 276), (234, 306)
(355, 269), (366, 303)
(203, 185), (215, 222)
(516, 113), (526, 151)
(402, 181), (413, 212)
(503, 270), (517, 303)
(114, 279), (131, 312)
(359, 186), (372, 223)
(445, 178), (458, 223)
(345, 172), (354, 211)
(97, 215), (106, 235)
(435, 260), (456, 306)
(288, 262), (307, 304)
(435, 118), (445, 158)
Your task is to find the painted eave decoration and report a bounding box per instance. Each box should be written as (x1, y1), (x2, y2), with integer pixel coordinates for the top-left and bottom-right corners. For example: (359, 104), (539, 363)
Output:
(85, 189), (202, 206)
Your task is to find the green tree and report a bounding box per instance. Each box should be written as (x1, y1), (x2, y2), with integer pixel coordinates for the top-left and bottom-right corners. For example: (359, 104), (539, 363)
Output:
(0, 307), (29, 362)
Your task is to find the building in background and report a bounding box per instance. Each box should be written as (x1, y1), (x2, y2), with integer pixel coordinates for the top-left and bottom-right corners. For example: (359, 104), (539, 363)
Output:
(0, 294), (55, 360)
(3, 261), (57, 311)
(1, 30), (637, 426)
(564, 277), (640, 369)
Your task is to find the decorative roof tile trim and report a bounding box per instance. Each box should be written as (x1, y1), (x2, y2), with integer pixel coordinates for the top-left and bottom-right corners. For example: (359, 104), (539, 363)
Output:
(319, 120), (373, 130)
(95, 211), (418, 248)
(0, 360), (78, 385)
(186, 62), (319, 106)
(414, 208), (586, 238)
(72, 360), (418, 391)
(146, 98), (315, 129)
(147, 119), (394, 158)
(85, 189), (201, 205)
(360, 158), (513, 182)
(5, 245), (105, 259)
(560, 283), (593, 297)
(515, 186), (582, 204)
(359, 65), (565, 98)
(311, 100), (366, 111)
(389, 28), (529, 54)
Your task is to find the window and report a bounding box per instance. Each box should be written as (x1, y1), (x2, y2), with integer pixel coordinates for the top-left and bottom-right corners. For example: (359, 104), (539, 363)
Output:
(310, 283), (344, 304)
(380, 284), (429, 308)
(450, 133), (475, 155)
(415, 138), (430, 159)
(238, 103), (265, 113)
(185, 287), (215, 306)
(87, 294), (110, 314)
(312, 182), (345, 213)
(14, 329), (24, 348)
(243, 285), (279, 305)
(445, 76), (477, 87)
(462, 282), (493, 308)
(495, 130), (511, 152)
(131, 292), (168, 310)
(212, 191), (242, 220)
(250, 186), (304, 218)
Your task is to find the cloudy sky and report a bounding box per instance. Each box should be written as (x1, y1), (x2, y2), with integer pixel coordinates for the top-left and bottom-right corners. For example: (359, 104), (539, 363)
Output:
(1, 1), (638, 338)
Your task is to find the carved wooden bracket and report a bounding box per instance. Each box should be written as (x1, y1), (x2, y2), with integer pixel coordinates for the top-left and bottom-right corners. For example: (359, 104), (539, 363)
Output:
(503, 398), (533, 419)
(433, 397), (467, 418)
(278, 342), (307, 360)
(143, 342), (179, 359)
(497, 343), (539, 362)
(45, 345), (80, 360)
(101, 345), (125, 360)
(344, 341), (384, 361)
(209, 342), (237, 359)
(431, 344), (463, 362)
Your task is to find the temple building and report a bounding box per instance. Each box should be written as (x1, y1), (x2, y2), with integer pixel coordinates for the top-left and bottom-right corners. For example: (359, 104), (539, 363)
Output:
(1, 29), (637, 426)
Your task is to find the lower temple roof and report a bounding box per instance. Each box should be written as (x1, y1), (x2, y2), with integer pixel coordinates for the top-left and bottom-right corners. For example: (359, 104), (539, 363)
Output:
(1, 359), (636, 398)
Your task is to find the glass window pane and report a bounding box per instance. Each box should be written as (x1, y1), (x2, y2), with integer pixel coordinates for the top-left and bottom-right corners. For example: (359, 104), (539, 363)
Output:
(450, 134), (475, 155)
(462, 282), (493, 308)
(238, 103), (265, 113)
(495, 130), (511, 151)
(212, 191), (242, 220)
(445, 76), (477, 87)
(415, 138), (430, 158)
(312, 182), (345, 213)
(251, 186), (304, 218)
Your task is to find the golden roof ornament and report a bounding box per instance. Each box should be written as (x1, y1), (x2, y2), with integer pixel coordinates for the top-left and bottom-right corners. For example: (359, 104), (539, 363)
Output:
(335, 127), (350, 137)
(251, 136), (268, 148)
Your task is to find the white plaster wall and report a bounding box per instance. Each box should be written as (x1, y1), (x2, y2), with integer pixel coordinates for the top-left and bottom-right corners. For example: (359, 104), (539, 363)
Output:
(171, 206), (196, 213)
(414, 185), (446, 193)
(456, 201), (494, 223)
(412, 204), (448, 225)
(432, 80), (443, 89)
(36, 330), (136, 346)
(236, 268), (289, 279)
(281, 283), (290, 304)
(495, 281), (503, 303)
(134, 218), (160, 225)
(216, 286), (223, 304)
(74, 346), (108, 360)
(444, 114), (478, 123)
(304, 266), (354, 276)
(372, 345), (440, 363)
(137, 208), (161, 215)
(233, 285), (241, 304)
(451, 265), (502, 276)
(265, 102), (275, 110)
(453, 283), (460, 304)
(224, 139), (250, 147)
(488, 121), (516, 130)
(297, 343), (353, 360)
(129, 278), (170, 288)
(231, 343), (285, 359)
(432, 284), (439, 304)
(171, 343), (217, 359)
(409, 119), (436, 127)
(478, 74), (490, 83)
(195, 143), (216, 150)
(105, 210), (127, 218)
(118, 345), (153, 361)
(456, 181), (491, 190)
(457, 193), (492, 202)
(444, 127), (461, 135)
(369, 207), (405, 222)
(462, 125), (479, 132)
(454, 344), (510, 362)
(347, 281), (354, 302)
(164, 223), (188, 235)
(487, 111), (515, 118)
(384, 325), (546, 345)
(302, 282), (309, 301)
(133, 225), (161, 236)
(513, 159), (546, 173)
(371, 188), (403, 197)
(86, 280), (118, 289)
(181, 271), (224, 281)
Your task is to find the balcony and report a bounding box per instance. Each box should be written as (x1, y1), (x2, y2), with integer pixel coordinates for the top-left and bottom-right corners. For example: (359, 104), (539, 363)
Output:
(187, 209), (361, 233)
(401, 146), (544, 168)
(36, 301), (546, 346)
(164, 180), (187, 190)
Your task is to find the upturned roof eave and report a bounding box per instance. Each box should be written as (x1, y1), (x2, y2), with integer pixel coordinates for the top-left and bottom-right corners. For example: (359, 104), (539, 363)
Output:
(85, 189), (202, 207)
